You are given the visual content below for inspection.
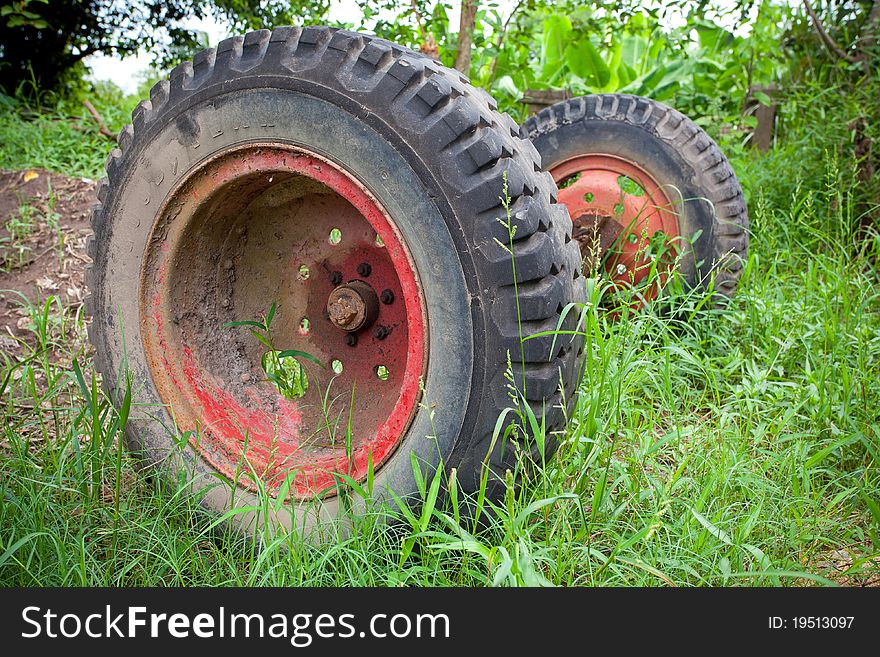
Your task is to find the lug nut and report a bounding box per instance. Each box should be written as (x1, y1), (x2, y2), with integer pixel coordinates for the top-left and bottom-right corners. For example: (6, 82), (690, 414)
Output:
(345, 333), (358, 347)
(373, 325), (389, 340)
(330, 270), (343, 285)
(380, 289), (394, 304)
(357, 262), (372, 277)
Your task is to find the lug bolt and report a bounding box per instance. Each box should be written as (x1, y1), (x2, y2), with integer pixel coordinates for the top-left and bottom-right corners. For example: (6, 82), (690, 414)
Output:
(357, 262), (372, 277)
(330, 270), (343, 285)
(345, 333), (358, 347)
(380, 289), (395, 304)
(373, 325), (389, 340)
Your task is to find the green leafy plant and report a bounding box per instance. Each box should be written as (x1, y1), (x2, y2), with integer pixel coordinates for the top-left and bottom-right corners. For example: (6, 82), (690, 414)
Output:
(223, 303), (323, 400)
(0, 0), (48, 29)
(475, 2), (792, 132)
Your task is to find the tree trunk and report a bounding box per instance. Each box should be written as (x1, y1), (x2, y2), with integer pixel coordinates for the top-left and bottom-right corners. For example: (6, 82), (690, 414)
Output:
(862, 1), (880, 57)
(454, 0), (479, 74)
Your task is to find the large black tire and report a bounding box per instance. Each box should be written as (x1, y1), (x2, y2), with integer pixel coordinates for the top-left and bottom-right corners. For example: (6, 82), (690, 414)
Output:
(86, 27), (584, 533)
(522, 94), (748, 298)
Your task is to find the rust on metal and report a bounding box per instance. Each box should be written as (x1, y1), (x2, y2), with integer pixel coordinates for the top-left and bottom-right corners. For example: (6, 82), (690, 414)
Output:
(551, 153), (681, 304)
(572, 212), (624, 271)
(139, 143), (427, 501)
(326, 280), (379, 332)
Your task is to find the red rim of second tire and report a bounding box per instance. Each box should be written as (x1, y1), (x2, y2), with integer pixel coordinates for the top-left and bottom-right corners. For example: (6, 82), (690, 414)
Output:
(551, 153), (681, 305)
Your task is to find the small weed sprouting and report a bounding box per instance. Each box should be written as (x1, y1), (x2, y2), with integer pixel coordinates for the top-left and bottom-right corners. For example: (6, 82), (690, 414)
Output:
(223, 302), (323, 400)
(0, 199), (37, 271)
(43, 180), (64, 267)
(0, 181), (64, 272)
(493, 170), (527, 397)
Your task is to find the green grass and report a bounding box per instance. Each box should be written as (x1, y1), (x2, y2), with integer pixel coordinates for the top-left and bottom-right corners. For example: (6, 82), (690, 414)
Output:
(0, 87), (879, 587)
(0, 84), (139, 179)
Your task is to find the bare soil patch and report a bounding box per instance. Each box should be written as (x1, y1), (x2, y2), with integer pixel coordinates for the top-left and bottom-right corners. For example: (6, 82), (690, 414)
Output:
(0, 168), (95, 352)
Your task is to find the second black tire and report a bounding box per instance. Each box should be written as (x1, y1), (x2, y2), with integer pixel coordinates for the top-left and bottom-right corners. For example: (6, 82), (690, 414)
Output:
(522, 93), (749, 299)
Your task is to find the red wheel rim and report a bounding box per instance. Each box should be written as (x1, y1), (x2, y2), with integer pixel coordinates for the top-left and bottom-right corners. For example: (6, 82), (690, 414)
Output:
(140, 144), (426, 499)
(551, 154), (681, 305)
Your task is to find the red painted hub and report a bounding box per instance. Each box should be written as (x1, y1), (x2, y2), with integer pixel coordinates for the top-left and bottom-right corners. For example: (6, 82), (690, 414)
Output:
(140, 144), (426, 499)
(551, 154), (681, 304)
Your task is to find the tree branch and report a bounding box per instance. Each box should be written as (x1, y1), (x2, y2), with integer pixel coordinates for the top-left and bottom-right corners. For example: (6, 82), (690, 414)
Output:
(489, 0), (527, 85)
(802, 0), (859, 63)
(859, 0), (880, 55)
(83, 100), (118, 140)
(62, 45), (101, 65)
(410, 0), (438, 59)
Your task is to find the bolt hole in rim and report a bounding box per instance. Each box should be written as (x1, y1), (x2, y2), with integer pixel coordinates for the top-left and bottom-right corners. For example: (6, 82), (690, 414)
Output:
(140, 143), (427, 500)
(552, 153), (681, 303)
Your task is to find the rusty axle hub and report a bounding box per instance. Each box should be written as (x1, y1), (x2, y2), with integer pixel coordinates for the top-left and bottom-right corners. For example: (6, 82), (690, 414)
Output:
(326, 279), (379, 332)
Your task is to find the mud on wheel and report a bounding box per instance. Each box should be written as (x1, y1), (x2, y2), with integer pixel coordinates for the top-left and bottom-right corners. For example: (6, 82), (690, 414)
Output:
(522, 93), (749, 306)
(85, 27), (584, 533)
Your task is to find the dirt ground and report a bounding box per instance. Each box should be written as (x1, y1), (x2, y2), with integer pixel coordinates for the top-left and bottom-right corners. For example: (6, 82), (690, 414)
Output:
(0, 168), (95, 354)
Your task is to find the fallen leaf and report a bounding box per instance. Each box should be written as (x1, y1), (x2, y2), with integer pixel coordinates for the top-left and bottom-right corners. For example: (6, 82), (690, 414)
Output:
(36, 277), (58, 291)
(23, 170), (40, 183)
